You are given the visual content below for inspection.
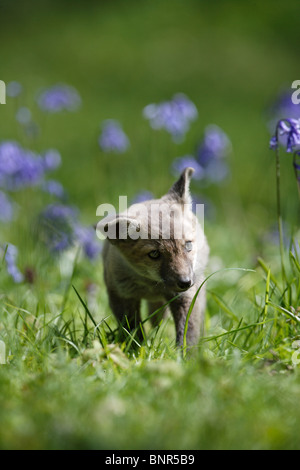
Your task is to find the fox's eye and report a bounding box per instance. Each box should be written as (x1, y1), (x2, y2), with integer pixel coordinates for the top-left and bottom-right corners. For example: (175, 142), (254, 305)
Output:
(148, 250), (160, 260)
(185, 241), (193, 252)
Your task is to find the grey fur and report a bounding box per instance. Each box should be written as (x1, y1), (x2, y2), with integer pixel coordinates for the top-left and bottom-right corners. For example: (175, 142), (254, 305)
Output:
(99, 167), (209, 347)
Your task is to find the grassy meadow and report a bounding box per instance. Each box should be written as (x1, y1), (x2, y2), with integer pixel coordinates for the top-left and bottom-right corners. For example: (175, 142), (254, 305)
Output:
(0, 0), (300, 450)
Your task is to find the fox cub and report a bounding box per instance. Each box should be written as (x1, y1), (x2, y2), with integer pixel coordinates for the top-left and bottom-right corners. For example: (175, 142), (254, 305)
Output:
(98, 167), (209, 347)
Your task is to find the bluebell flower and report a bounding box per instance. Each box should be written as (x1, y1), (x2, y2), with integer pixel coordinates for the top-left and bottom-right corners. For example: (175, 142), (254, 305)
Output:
(98, 120), (130, 153)
(38, 204), (101, 260)
(171, 156), (204, 180)
(38, 203), (78, 253)
(0, 141), (23, 188)
(0, 141), (61, 191)
(280, 119), (300, 153)
(267, 89), (300, 151)
(193, 125), (231, 184)
(37, 84), (81, 113)
(0, 141), (45, 191)
(74, 224), (102, 261)
(14, 152), (44, 189)
(267, 90), (300, 134)
(269, 136), (278, 150)
(2, 244), (24, 283)
(172, 94), (198, 123)
(197, 125), (231, 166)
(143, 94), (198, 143)
(42, 149), (61, 171)
(0, 191), (14, 222)
(170, 125), (231, 186)
(270, 118), (300, 153)
(42, 180), (67, 200)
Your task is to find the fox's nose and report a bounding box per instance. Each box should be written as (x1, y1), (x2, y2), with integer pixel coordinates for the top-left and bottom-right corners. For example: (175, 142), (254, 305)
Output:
(177, 276), (193, 291)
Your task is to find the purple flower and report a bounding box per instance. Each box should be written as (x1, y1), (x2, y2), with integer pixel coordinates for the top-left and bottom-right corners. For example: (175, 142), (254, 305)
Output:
(0, 191), (14, 222)
(2, 244), (24, 283)
(197, 125), (231, 166)
(280, 119), (300, 153)
(98, 120), (130, 153)
(269, 135), (278, 150)
(42, 180), (67, 200)
(143, 94), (198, 143)
(38, 204), (78, 253)
(171, 156), (204, 180)
(42, 149), (61, 171)
(192, 125), (231, 184)
(0, 141), (61, 191)
(37, 84), (81, 113)
(41, 203), (77, 221)
(172, 94), (198, 123)
(0, 141), (45, 191)
(74, 224), (102, 261)
(267, 90), (300, 133)
(270, 118), (300, 153)
(38, 204), (101, 260)
(0, 141), (24, 187)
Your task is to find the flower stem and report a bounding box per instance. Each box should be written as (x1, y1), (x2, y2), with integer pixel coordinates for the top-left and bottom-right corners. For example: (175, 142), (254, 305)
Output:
(293, 152), (300, 200)
(275, 130), (286, 285)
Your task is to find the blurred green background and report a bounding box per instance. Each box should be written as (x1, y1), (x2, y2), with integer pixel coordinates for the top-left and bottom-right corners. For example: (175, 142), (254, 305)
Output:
(0, 0), (299, 260)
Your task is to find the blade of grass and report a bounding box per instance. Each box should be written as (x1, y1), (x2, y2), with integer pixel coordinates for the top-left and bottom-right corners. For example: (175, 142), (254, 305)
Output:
(0, 244), (8, 271)
(72, 285), (103, 346)
(263, 269), (271, 321)
(55, 336), (81, 354)
(61, 247), (81, 312)
(122, 326), (141, 350)
(257, 257), (280, 292)
(208, 290), (239, 322)
(200, 318), (275, 344)
(290, 251), (300, 273)
(267, 301), (300, 324)
(182, 267), (256, 358)
(140, 294), (181, 326)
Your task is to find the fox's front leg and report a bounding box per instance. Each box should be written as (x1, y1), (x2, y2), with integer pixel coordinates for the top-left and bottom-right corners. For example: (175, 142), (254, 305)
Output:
(169, 285), (206, 348)
(107, 289), (142, 339)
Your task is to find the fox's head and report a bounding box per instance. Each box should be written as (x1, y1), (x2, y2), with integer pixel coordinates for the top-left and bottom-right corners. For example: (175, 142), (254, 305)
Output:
(98, 168), (207, 293)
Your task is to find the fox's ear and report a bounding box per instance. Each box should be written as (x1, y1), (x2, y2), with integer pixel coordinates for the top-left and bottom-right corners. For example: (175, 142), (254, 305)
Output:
(96, 214), (140, 244)
(167, 167), (194, 204)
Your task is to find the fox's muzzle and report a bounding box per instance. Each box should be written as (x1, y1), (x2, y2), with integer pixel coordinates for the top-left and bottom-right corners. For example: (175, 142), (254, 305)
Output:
(176, 275), (194, 291)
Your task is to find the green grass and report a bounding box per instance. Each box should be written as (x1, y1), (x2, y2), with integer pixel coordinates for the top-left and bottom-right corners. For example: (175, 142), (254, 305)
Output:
(0, 234), (299, 449)
(0, 0), (300, 450)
